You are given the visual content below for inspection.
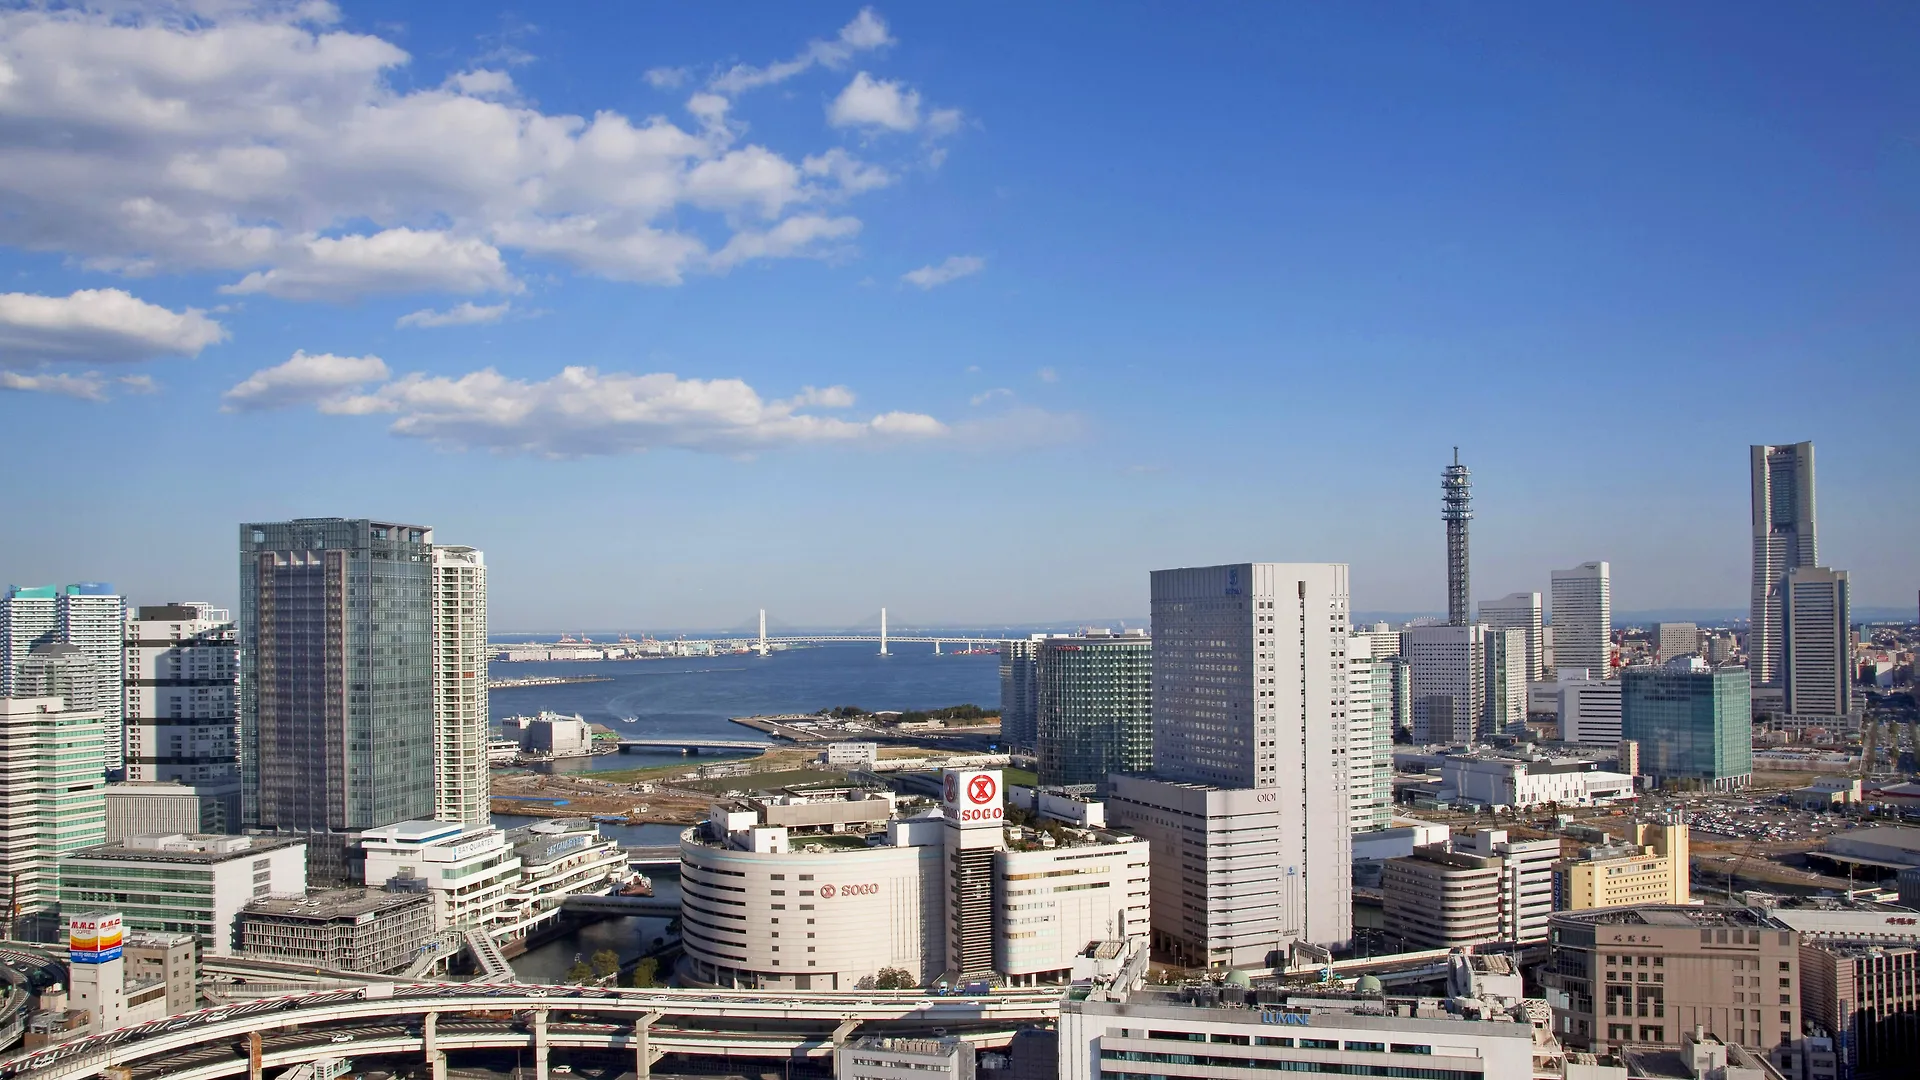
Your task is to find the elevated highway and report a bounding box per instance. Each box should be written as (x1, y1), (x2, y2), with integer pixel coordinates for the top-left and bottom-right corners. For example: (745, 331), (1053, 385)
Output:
(1, 982), (1061, 1080)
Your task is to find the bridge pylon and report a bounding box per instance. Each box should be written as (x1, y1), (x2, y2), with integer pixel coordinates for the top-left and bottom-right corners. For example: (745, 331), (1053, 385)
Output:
(757, 609), (768, 657)
(879, 607), (889, 656)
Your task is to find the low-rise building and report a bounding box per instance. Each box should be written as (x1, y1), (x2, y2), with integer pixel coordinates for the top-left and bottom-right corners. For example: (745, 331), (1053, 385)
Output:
(58, 833), (307, 955)
(1543, 907), (1807, 1065)
(1791, 778), (1863, 810)
(504, 712), (593, 756)
(1441, 754), (1636, 810)
(825, 742), (879, 768)
(838, 1037), (975, 1080)
(499, 819), (627, 939)
(361, 821), (521, 933)
(238, 888), (435, 974)
(1059, 979), (1560, 1080)
(123, 931), (197, 1016)
(1555, 820), (1691, 911)
(1381, 828), (1559, 948)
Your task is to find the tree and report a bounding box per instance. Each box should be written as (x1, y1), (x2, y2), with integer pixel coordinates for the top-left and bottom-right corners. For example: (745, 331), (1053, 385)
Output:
(625, 957), (659, 987)
(855, 975), (877, 990)
(589, 949), (621, 979)
(874, 966), (915, 990)
(565, 961), (594, 984)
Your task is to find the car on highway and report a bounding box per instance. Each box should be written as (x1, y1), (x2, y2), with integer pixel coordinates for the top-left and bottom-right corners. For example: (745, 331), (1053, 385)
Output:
(329, 1034), (354, 1043)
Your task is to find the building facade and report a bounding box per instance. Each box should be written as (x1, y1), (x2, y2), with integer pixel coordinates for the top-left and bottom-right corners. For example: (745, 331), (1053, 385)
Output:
(1621, 661), (1753, 790)
(1554, 821), (1691, 911)
(1345, 635), (1392, 833)
(122, 602), (238, 785)
(1799, 939), (1920, 1080)
(1380, 828), (1558, 948)
(1439, 755), (1635, 810)
(0, 697), (108, 933)
(238, 889), (435, 974)
(240, 518), (436, 832)
(3, 583), (126, 772)
(1783, 566), (1854, 730)
(1480, 592), (1546, 682)
(1655, 622), (1700, 663)
(998, 638), (1041, 751)
(1035, 630), (1152, 794)
(1486, 626), (1530, 735)
(1404, 623), (1486, 744)
(498, 819), (628, 940)
(431, 546), (489, 824)
(838, 1038), (975, 1080)
(1551, 562), (1613, 677)
(1545, 907), (1801, 1056)
(59, 833), (308, 955)
(360, 821), (522, 934)
(1751, 442), (1818, 689)
(1558, 672), (1625, 746)
(104, 781), (239, 840)
(1145, 562), (1352, 951)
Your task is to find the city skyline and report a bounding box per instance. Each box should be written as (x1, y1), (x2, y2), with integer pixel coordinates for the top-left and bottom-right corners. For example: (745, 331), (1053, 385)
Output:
(0, 5), (1914, 629)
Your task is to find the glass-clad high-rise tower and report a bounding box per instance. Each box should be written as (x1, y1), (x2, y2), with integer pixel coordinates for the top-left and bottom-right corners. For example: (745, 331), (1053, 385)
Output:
(1034, 629), (1151, 794)
(239, 519), (435, 833)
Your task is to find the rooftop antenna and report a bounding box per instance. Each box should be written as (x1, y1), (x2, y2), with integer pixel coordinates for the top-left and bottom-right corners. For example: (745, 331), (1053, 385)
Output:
(1442, 448), (1474, 626)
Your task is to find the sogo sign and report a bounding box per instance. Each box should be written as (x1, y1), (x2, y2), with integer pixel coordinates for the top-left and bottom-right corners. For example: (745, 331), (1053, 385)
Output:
(817, 883), (879, 900)
(944, 769), (1004, 827)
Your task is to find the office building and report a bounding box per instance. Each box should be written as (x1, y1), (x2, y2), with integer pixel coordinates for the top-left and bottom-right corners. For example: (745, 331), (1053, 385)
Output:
(1551, 562), (1613, 677)
(1558, 670), (1625, 746)
(839, 1038), (975, 1080)
(1442, 450), (1473, 626)
(1480, 592), (1546, 682)
(1380, 828), (1558, 948)
(1544, 907), (1801, 1056)
(1404, 623), (1486, 743)
(1655, 622), (1700, 663)
(1060, 971), (1558, 1080)
(360, 820), (522, 934)
(1621, 660), (1753, 790)
(0, 696), (108, 934)
(1353, 626), (1412, 739)
(59, 832), (307, 955)
(104, 781), (241, 840)
(679, 769), (1148, 990)
(999, 638), (1041, 751)
(238, 888), (435, 974)
(1346, 635), (1392, 832)
(1751, 442), (1818, 689)
(1782, 566), (1854, 730)
(1035, 629), (1152, 794)
(1486, 626), (1530, 735)
(1139, 562), (1352, 951)
(240, 518), (436, 833)
(431, 546), (489, 824)
(123, 602), (238, 785)
(3, 583), (126, 772)
(1554, 820), (1691, 911)
(1437, 754), (1634, 809)
(1800, 939), (1920, 1080)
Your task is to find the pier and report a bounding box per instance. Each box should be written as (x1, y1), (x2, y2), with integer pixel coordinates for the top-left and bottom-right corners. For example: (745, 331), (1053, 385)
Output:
(615, 737), (773, 755)
(490, 674), (614, 691)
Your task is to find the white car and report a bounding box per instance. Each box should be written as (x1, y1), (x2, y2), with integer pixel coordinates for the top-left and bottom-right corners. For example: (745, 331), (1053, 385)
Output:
(330, 1034), (354, 1044)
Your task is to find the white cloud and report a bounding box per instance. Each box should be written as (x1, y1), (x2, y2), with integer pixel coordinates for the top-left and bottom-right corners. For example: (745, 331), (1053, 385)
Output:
(902, 255), (985, 290)
(970, 387), (1013, 406)
(710, 215), (861, 270)
(117, 374), (159, 394)
(1037, 366), (1059, 383)
(710, 8), (893, 95)
(829, 72), (921, 131)
(221, 229), (518, 301)
(0, 288), (225, 365)
(312, 365), (945, 457)
(0, 370), (108, 400)
(0, 6), (932, 297)
(644, 66), (689, 89)
(221, 350), (391, 412)
(396, 301), (511, 329)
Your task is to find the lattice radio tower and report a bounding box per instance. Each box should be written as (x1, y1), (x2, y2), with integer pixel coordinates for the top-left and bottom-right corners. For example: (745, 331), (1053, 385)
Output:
(1442, 448), (1473, 626)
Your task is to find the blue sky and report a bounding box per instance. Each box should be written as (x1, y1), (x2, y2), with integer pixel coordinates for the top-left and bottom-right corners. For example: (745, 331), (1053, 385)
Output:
(0, 3), (1914, 630)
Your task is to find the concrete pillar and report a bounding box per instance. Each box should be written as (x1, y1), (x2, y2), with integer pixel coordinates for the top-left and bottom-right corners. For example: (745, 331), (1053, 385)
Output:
(425, 1010), (446, 1080)
(634, 1011), (663, 1080)
(532, 1007), (550, 1080)
(247, 1031), (262, 1080)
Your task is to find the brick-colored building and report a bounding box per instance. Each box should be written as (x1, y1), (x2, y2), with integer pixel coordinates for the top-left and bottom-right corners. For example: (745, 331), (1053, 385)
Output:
(1799, 941), (1920, 1079)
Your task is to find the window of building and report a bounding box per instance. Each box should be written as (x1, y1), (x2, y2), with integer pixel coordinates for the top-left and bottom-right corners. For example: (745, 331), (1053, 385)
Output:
(1344, 1042), (1385, 1053)
(1390, 1045), (1431, 1055)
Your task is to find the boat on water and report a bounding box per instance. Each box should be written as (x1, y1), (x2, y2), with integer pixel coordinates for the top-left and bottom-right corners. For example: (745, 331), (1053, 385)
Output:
(951, 646), (1000, 656)
(618, 873), (654, 898)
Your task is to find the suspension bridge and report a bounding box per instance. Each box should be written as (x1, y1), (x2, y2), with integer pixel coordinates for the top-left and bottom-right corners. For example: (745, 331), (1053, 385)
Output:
(510, 609), (1017, 658)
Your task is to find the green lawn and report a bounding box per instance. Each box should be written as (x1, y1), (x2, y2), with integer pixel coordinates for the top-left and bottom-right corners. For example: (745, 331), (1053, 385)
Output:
(1003, 767), (1037, 787)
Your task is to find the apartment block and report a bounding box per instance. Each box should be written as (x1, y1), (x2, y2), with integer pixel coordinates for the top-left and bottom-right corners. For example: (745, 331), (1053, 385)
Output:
(1380, 828), (1558, 948)
(1555, 821), (1691, 911)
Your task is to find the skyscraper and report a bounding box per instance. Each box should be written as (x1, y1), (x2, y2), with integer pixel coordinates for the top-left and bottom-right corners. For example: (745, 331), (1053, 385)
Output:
(239, 519), (436, 834)
(1442, 450), (1472, 626)
(123, 603), (238, 784)
(1135, 562), (1352, 948)
(998, 638), (1040, 750)
(3, 583), (127, 771)
(1484, 627), (1529, 736)
(1550, 562), (1612, 676)
(1621, 659), (1752, 790)
(0, 697), (108, 935)
(1749, 442), (1817, 688)
(1346, 635), (1393, 833)
(1478, 592), (1544, 682)
(1782, 566), (1853, 730)
(1034, 629), (1152, 795)
(1404, 623), (1486, 743)
(431, 546), (490, 824)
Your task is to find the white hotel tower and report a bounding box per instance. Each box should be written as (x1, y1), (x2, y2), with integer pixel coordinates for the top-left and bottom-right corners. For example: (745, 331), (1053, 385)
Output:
(431, 546), (490, 824)
(1112, 563), (1352, 966)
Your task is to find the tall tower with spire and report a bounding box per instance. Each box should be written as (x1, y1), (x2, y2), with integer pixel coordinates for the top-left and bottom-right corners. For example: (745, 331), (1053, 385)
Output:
(1442, 449), (1472, 626)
